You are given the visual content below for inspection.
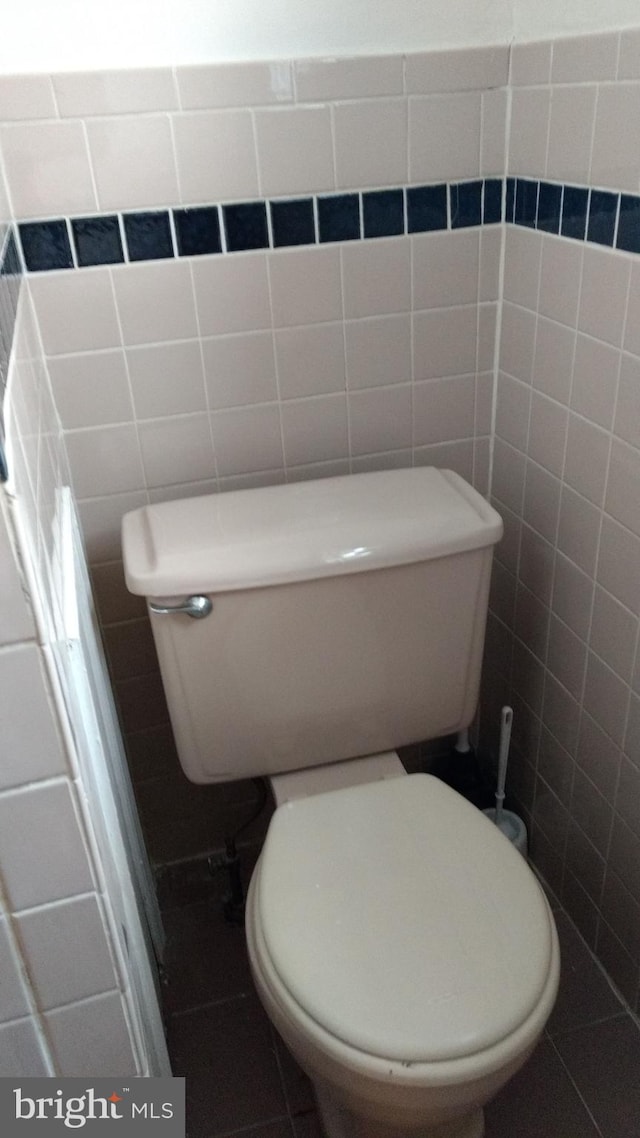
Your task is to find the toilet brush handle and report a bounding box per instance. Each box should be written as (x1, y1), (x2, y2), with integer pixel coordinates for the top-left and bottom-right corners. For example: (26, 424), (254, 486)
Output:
(495, 707), (513, 828)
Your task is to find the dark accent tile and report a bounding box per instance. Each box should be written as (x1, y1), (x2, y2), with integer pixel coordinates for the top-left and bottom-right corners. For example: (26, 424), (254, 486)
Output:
(317, 193), (360, 243)
(173, 206), (222, 257)
(168, 996), (287, 1135)
(515, 178), (538, 228)
(554, 1016), (640, 1138)
(483, 178), (503, 225)
(616, 194), (640, 254)
(450, 180), (482, 228)
(362, 189), (404, 237)
(561, 185), (589, 241)
(537, 182), (562, 234)
(123, 211), (173, 261)
(546, 911), (624, 1038)
(18, 219), (73, 272)
(587, 189), (618, 247)
(223, 201), (269, 252)
(293, 1115), (324, 1137)
(505, 177), (516, 223)
(270, 197), (316, 247)
(162, 899), (253, 1013)
(273, 1033), (315, 1118)
(71, 215), (123, 267)
(484, 1039), (601, 1137)
(406, 184), (447, 232)
(0, 229), (22, 277)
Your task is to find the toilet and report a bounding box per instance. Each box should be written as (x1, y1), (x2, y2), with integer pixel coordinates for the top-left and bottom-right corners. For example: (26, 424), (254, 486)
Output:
(122, 467), (560, 1138)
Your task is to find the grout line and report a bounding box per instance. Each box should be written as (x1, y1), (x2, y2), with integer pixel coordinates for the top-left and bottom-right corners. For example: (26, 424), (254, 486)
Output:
(546, 1034), (606, 1137)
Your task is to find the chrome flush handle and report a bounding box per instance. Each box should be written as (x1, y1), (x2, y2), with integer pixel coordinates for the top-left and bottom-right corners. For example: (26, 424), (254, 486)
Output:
(148, 595), (213, 619)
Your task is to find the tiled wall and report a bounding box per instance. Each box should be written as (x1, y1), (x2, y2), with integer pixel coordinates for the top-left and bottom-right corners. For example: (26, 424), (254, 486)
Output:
(0, 47), (507, 862)
(0, 288), (147, 1076)
(2, 30), (640, 1019)
(482, 30), (640, 1014)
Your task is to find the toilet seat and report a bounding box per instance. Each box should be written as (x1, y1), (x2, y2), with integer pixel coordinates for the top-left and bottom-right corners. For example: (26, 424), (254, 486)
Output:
(256, 774), (556, 1067)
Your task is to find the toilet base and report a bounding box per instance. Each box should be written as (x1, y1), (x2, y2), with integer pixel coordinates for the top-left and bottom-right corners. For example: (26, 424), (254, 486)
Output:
(313, 1079), (484, 1138)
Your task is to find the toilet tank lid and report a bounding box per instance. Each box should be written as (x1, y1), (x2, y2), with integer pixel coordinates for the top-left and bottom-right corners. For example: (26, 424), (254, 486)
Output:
(122, 468), (503, 596)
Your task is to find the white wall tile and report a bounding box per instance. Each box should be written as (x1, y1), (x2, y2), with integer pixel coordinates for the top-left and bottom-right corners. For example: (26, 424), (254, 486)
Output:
(255, 106), (335, 196)
(177, 61), (293, 109)
(570, 334), (620, 428)
(86, 115), (179, 210)
(479, 228), (502, 304)
(590, 85), (640, 192)
(546, 86), (596, 185)
(551, 32), (619, 84)
(44, 991), (137, 1077)
(16, 894), (117, 1011)
(269, 246), (342, 328)
(193, 253), (271, 335)
(508, 87), (551, 177)
(409, 93), (481, 183)
(295, 56), (403, 102)
(0, 781), (93, 911)
(510, 41), (552, 86)
(66, 424), (144, 498)
(0, 1019), (50, 1076)
(137, 413), (216, 488)
(0, 75), (57, 121)
(481, 88), (507, 176)
(333, 99), (407, 190)
(281, 393), (348, 466)
(344, 314), (411, 390)
(406, 45), (508, 94)
(413, 375), (476, 445)
(0, 506), (36, 647)
(618, 30), (640, 80)
(211, 403), (283, 476)
(127, 340), (206, 419)
(578, 246), (631, 348)
(413, 307), (478, 379)
(0, 121), (97, 218)
(275, 322), (345, 400)
(173, 110), (259, 204)
(53, 69), (178, 117)
(0, 644), (67, 790)
(605, 439), (640, 540)
(47, 350), (133, 429)
(112, 260), (198, 346)
(203, 330), (278, 408)
(412, 229), (479, 310)
(342, 238), (410, 319)
(563, 414), (609, 506)
(348, 384), (412, 455)
(28, 271), (120, 356)
(0, 919), (30, 1023)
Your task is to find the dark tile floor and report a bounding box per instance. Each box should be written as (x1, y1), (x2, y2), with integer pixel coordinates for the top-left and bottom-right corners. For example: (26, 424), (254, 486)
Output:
(159, 850), (640, 1138)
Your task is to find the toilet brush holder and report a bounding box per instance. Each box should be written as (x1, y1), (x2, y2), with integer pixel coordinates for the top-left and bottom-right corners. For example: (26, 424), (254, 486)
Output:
(482, 705), (529, 858)
(482, 806), (528, 857)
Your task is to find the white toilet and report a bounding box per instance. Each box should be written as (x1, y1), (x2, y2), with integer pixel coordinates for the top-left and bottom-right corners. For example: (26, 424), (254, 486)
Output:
(123, 468), (560, 1138)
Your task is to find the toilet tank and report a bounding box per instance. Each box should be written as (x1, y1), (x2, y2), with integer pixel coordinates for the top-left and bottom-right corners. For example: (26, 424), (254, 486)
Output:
(122, 469), (502, 784)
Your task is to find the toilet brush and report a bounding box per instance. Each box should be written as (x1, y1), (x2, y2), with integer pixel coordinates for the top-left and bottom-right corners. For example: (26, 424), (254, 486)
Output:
(483, 705), (528, 857)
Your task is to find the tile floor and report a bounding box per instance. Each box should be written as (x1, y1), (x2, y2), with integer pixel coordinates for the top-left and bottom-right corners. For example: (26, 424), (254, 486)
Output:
(159, 848), (640, 1138)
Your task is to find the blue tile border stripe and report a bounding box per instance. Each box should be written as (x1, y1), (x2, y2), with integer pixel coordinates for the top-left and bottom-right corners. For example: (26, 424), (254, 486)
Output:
(14, 179), (501, 271)
(12, 177), (640, 272)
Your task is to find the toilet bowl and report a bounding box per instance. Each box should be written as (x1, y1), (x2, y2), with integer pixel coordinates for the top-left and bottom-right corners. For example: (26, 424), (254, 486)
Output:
(121, 468), (560, 1136)
(246, 768), (560, 1138)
